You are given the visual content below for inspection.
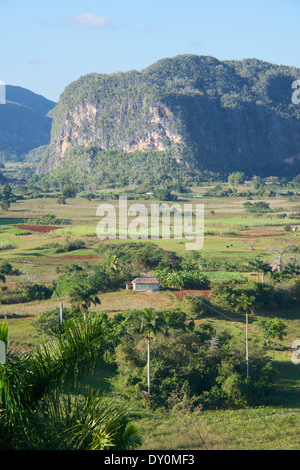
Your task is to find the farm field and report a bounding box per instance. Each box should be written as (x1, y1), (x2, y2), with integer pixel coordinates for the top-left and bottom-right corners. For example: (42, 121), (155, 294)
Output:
(0, 182), (300, 450)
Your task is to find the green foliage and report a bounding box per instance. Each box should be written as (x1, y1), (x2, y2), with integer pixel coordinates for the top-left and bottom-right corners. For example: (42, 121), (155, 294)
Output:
(0, 314), (141, 450)
(228, 172), (246, 186)
(43, 147), (217, 189)
(61, 183), (78, 198)
(53, 260), (133, 298)
(0, 226), (31, 236)
(292, 279), (300, 302)
(21, 283), (53, 302)
(27, 213), (66, 225)
(247, 258), (272, 282)
(39, 54), (300, 184)
(32, 306), (81, 337)
(0, 318), (8, 350)
(55, 239), (86, 253)
(244, 201), (272, 213)
(57, 195), (66, 204)
(181, 294), (211, 318)
(0, 282), (53, 305)
(0, 262), (21, 276)
(209, 280), (294, 311)
(96, 241), (175, 279)
(0, 184), (17, 211)
(254, 318), (287, 348)
(37, 392), (142, 450)
(113, 315), (275, 409)
(70, 283), (101, 319)
(153, 188), (177, 201)
(155, 268), (208, 289)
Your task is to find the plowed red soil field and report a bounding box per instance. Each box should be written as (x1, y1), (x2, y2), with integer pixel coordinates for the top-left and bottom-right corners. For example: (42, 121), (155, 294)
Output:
(15, 224), (62, 233)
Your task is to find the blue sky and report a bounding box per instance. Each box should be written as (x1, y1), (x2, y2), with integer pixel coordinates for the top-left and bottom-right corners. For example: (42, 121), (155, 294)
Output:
(1, 0), (299, 102)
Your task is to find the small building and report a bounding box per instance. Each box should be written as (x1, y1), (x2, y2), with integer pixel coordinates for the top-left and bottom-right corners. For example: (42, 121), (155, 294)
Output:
(131, 277), (160, 292)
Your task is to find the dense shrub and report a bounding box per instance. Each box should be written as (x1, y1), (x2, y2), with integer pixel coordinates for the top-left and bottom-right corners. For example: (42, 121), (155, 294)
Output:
(210, 279), (300, 311)
(21, 283), (53, 302)
(27, 214), (67, 225)
(0, 283), (53, 304)
(243, 201), (272, 213)
(181, 294), (211, 318)
(32, 306), (81, 337)
(56, 239), (86, 253)
(0, 262), (21, 276)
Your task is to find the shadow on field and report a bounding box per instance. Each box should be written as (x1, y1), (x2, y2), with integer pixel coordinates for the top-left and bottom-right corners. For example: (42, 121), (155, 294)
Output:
(21, 252), (44, 257)
(0, 313), (34, 320)
(267, 360), (300, 407)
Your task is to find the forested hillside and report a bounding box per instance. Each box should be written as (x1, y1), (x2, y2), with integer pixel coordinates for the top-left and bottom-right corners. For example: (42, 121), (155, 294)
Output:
(38, 54), (300, 185)
(0, 85), (55, 160)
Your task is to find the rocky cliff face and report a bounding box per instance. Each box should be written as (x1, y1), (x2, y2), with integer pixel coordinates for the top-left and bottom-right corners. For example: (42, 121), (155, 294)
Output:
(38, 71), (186, 174)
(38, 55), (300, 178)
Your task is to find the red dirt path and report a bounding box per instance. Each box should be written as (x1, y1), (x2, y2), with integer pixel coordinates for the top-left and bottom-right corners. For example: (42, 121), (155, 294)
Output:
(15, 224), (62, 233)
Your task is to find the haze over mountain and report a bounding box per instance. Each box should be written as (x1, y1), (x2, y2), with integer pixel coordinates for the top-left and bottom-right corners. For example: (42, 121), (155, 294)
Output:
(34, 54), (300, 183)
(0, 85), (56, 160)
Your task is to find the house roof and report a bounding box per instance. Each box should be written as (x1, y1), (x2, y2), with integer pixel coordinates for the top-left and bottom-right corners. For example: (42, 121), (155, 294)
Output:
(132, 277), (160, 284)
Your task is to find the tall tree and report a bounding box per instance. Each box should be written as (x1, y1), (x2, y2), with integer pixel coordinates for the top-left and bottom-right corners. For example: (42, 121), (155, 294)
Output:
(134, 308), (167, 396)
(281, 262), (300, 279)
(70, 283), (101, 320)
(235, 294), (255, 379)
(269, 240), (296, 272)
(0, 183), (14, 211)
(255, 318), (287, 359)
(248, 258), (272, 282)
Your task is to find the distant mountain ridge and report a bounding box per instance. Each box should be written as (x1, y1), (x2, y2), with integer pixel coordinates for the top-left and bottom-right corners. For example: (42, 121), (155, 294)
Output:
(37, 54), (300, 182)
(0, 85), (56, 159)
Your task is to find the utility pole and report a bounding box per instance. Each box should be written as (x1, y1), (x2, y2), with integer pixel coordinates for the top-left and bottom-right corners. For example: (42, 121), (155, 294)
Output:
(0, 340), (6, 364)
(147, 337), (151, 396)
(246, 311), (249, 378)
(60, 302), (63, 324)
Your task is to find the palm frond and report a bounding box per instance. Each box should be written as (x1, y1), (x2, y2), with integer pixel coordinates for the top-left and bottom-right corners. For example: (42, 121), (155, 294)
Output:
(27, 313), (107, 399)
(0, 318), (8, 348)
(39, 391), (140, 450)
(0, 313), (107, 414)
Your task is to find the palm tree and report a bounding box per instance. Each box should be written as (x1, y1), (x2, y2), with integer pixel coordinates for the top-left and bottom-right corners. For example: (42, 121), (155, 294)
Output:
(248, 258), (271, 282)
(0, 314), (141, 450)
(107, 254), (120, 273)
(70, 283), (101, 320)
(235, 294), (255, 379)
(134, 308), (167, 396)
(281, 262), (300, 279)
